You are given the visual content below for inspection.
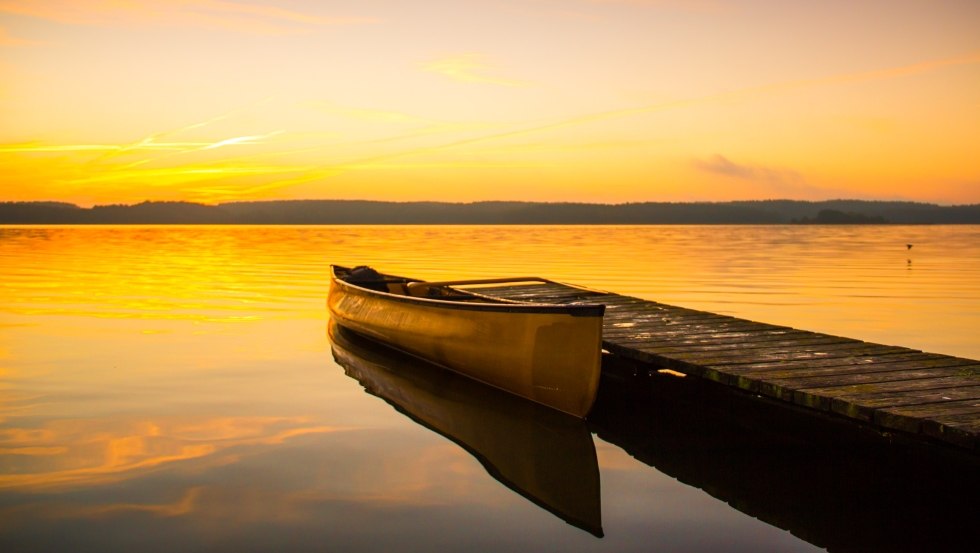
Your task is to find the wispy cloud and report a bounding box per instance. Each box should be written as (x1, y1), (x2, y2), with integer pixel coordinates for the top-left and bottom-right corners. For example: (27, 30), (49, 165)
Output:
(423, 53), (530, 87)
(0, 0), (375, 34)
(693, 154), (833, 197)
(694, 154), (780, 179)
(582, 0), (724, 12)
(0, 132), (283, 155)
(0, 25), (40, 45)
(65, 163), (307, 187)
(198, 131), (283, 151)
(398, 50), (980, 159)
(743, 50), (980, 99)
(303, 101), (433, 125)
(0, 121), (296, 204)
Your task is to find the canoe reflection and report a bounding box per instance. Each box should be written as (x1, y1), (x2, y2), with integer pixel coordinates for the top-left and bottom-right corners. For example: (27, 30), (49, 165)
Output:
(328, 322), (603, 537)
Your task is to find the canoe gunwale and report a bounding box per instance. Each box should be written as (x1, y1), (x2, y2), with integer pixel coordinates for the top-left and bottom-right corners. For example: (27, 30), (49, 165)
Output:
(330, 265), (605, 317)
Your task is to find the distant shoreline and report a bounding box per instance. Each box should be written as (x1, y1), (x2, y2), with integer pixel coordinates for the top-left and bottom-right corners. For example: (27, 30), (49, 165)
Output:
(2, 199), (978, 225)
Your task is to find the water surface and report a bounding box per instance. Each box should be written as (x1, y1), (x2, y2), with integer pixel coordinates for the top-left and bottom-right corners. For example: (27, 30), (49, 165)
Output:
(1, 225), (978, 552)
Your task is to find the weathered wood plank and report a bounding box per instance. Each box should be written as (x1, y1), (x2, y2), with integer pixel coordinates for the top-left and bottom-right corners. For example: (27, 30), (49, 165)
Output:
(604, 326), (798, 339)
(602, 310), (733, 323)
(706, 353), (975, 377)
(874, 399), (980, 435)
(648, 344), (913, 367)
(762, 365), (978, 389)
(609, 334), (858, 351)
(919, 412), (980, 449)
(828, 386), (980, 417)
(604, 319), (795, 332)
(739, 366), (979, 403)
(608, 320), (789, 334)
(710, 359), (978, 386)
(603, 321), (784, 336)
(810, 384), (980, 419)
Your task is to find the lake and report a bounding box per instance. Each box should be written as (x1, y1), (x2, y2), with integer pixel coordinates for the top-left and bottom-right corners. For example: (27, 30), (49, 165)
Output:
(1, 225), (978, 552)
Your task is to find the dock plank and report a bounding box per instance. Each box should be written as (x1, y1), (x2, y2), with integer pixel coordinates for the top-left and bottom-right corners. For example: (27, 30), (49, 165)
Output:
(709, 354), (975, 378)
(828, 386), (980, 413)
(473, 282), (980, 451)
(875, 399), (980, 435)
(726, 355), (970, 381)
(745, 366), (979, 403)
(920, 413), (980, 449)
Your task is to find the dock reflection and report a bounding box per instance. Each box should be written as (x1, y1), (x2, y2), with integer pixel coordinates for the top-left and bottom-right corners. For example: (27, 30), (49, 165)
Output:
(328, 323), (603, 537)
(591, 357), (979, 553)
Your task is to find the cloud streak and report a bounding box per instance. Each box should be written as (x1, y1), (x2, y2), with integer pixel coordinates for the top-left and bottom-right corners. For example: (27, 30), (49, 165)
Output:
(693, 154), (837, 198)
(395, 50), (980, 159)
(423, 53), (530, 87)
(0, 25), (39, 45)
(0, 0), (376, 34)
(0, 131), (283, 155)
(693, 154), (798, 182)
(583, 0), (723, 12)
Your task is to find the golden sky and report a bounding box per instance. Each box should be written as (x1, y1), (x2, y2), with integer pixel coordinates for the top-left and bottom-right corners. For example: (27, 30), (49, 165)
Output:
(1, 0), (978, 205)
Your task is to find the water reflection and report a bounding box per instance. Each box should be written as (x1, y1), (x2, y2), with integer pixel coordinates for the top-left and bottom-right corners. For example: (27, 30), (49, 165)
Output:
(591, 358), (980, 553)
(328, 322), (603, 537)
(0, 416), (343, 490)
(2, 225), (977, 551)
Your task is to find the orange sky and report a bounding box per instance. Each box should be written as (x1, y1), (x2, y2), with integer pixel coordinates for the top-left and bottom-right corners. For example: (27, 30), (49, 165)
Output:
(1, 0), (978, 206)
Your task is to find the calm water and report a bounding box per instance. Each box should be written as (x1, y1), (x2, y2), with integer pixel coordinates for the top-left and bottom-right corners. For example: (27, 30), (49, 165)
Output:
(1, 225), (978, 552)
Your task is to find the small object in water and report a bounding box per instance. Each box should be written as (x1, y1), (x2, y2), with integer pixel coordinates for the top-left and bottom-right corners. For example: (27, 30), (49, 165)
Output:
(907, 244), (913, 250)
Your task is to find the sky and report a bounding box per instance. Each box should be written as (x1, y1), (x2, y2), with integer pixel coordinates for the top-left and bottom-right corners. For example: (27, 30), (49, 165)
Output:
(1, 0), (978, 206)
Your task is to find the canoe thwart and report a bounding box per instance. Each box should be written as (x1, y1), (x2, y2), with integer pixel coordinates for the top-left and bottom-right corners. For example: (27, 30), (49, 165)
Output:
(406, 276), (553, 296)
(408, 276), (553, 289)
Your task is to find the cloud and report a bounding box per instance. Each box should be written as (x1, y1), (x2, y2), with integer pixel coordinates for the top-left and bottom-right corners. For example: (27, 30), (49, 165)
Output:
(303, 101), (433, 125)
(422, 53), (530, 87)
(0, 25), (40, 45)
(761, 50), (980, 97)
(694, 154), (767, 180)
(0, 0), (375, 34)
(0, 131), (283, 155)
(693, 154), (831, 197)
(582, 0), (723, 11)
(398, 50), (980, 160)
(0, 125), (304, 205)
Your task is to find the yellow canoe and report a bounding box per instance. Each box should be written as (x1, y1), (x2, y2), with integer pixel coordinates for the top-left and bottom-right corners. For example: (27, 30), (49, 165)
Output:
(327, 265), (605, 418)
(329, 322), (602, 536)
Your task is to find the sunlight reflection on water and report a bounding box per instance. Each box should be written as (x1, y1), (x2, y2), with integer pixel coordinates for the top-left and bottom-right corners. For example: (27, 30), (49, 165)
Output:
(3, 225), (975, 356)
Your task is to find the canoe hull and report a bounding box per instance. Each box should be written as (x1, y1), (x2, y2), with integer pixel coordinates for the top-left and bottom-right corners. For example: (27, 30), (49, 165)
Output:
(327, 267), (603, 417)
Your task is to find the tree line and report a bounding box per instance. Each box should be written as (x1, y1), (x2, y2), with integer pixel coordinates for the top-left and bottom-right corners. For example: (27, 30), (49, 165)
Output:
(2, 199), (978, 224)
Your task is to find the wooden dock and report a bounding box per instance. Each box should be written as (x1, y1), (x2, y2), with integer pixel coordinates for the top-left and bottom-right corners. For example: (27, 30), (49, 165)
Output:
(473, 282), (980, 451)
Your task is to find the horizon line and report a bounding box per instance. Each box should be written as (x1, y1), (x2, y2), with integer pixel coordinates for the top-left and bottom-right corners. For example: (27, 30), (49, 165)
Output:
(4, 198), (978, 208)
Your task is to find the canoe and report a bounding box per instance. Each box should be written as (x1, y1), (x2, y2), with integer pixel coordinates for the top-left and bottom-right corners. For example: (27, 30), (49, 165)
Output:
(327, 265), (605, 418)
(329, 322), (603, 536)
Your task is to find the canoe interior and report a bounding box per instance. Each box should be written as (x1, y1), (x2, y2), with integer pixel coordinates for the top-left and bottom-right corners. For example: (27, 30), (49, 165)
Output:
(333, 265), (515, 303)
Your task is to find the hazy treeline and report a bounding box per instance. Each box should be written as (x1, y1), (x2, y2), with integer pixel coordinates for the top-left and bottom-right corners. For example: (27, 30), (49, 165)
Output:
(2, 199), (979, 224)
